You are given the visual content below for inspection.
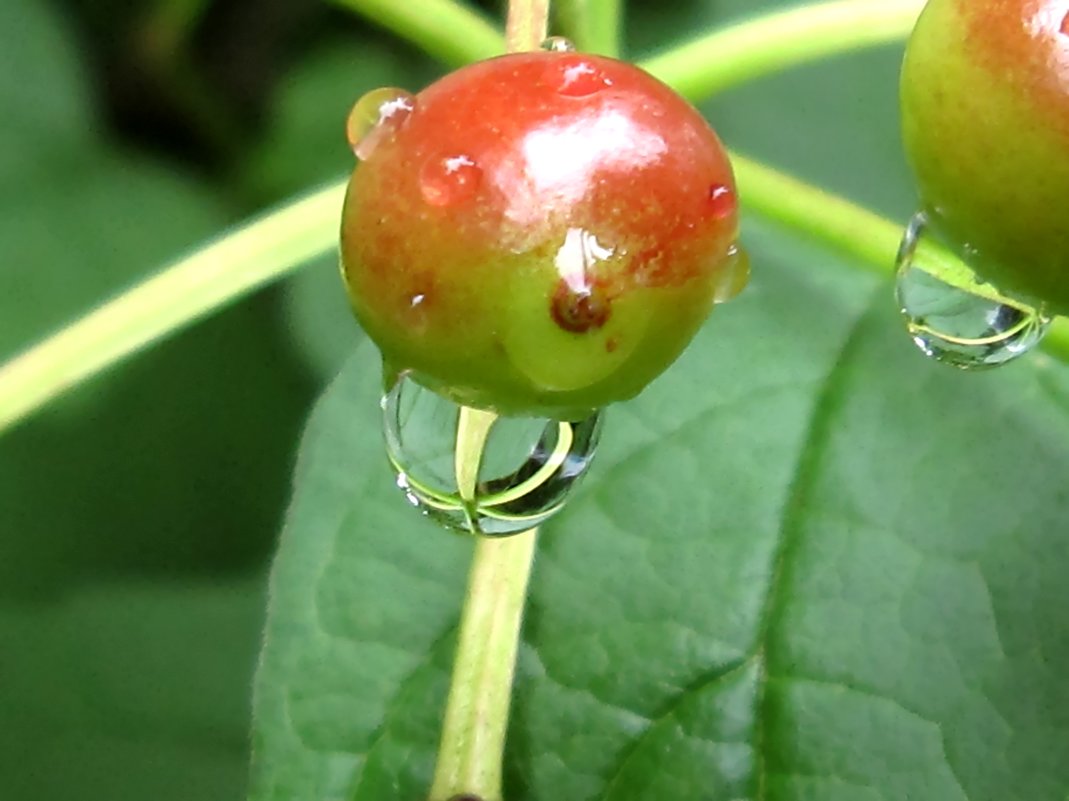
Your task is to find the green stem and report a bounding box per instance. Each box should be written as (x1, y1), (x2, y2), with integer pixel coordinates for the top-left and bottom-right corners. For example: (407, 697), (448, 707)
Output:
(427, 0), (552, 793)
(428, 530), (537, 801)
(640, 0), (924, 101)
(326, 0), (503, 67)
(0, 182), (344, 434)
(429, 406), (537, 801)
(555, 0), (623, 56)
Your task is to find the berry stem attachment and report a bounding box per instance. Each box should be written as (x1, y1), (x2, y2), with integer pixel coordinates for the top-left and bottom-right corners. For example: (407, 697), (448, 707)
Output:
(428, 406), (537, 801)
(506, 0), (550, 53)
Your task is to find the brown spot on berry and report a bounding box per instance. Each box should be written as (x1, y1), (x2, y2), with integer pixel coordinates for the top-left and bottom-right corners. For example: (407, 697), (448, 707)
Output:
(551, 281), (611, 333)
(605, 336), (619, 353)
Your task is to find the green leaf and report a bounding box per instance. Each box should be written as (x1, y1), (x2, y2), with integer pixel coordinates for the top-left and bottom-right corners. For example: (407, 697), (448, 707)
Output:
(0, 0), (94, 181)
(0, 4), (312, 796)
(250, 212), (1069, 799)
(0, 575), (266, 801)
(0, 0), (314, 596)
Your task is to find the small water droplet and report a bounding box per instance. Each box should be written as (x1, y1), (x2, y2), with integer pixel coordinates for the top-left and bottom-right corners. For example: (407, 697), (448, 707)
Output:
(541, 36), (575, 52)
(707, 183), (737, 220)
(557, 61), (613, 97)
(419, 154), (482, 206)
(895, 212), (1050, 369)
(383, 374), (603, 537)
(713, 244), (749, 304)
(346, 87), (415, 161)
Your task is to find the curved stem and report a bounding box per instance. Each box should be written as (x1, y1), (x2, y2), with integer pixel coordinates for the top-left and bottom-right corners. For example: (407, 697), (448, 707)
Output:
(0, 181), (344, 435)
(555, 0), (623, 56)
(640, 0), (924, 101)
(326, 0), (503, 67)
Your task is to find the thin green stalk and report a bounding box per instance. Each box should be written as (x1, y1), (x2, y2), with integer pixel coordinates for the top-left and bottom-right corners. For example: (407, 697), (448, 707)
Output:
(427, 5), (551, 797)
(428, 529), (537, 801)
(640, 0), (924, 101)
(326, 0), (503, 67)
(429, 406), (537, 801)
(0, 182), (345, 434)
(555, 0), (623, 56)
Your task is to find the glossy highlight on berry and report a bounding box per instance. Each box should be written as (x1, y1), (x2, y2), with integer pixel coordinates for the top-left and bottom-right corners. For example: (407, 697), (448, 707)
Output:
(341, 51), (742, 417)
(556, 60), (614, 97)
(419, 154), (483, 206)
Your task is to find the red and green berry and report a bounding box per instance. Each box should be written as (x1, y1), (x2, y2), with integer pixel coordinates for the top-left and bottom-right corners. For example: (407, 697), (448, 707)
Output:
(340, 50), (743, 419)
(901, 0), (1069, 313)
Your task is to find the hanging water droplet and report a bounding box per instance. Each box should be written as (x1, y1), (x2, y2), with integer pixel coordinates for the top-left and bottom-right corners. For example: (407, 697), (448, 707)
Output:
(713, 244), (749, 304)
(541, 36), (576, 52)
(382, 373), (603, 537)
(346, 87), (415, 161)
(895, 212), (1051, 369)
(419, 154), (483, 206)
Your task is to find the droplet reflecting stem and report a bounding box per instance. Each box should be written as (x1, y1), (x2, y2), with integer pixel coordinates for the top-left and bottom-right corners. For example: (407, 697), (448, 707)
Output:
(383, 372), (603, 537)
(895, 212), (1050, 369)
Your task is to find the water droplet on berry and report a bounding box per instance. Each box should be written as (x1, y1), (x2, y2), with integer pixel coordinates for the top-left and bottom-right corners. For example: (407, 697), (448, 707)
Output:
(707, 183), (736, 219)
(382, 374), (603, 537)
(419, 154), (482, 206)
(895, 212), (1050, 369)
(346, 87), (415, 161)
(713, 244), (749, 304)
(557, 61), (614, 97)
(541, 36), (575, 52)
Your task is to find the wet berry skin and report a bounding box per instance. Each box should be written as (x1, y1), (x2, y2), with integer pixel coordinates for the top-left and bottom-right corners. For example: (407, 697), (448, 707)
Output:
(901, 0), (1069, 313)
(341, 51), (741, 419)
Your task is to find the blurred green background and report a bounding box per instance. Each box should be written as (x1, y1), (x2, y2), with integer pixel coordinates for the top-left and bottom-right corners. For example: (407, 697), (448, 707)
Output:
(0, 0), (914, 798)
